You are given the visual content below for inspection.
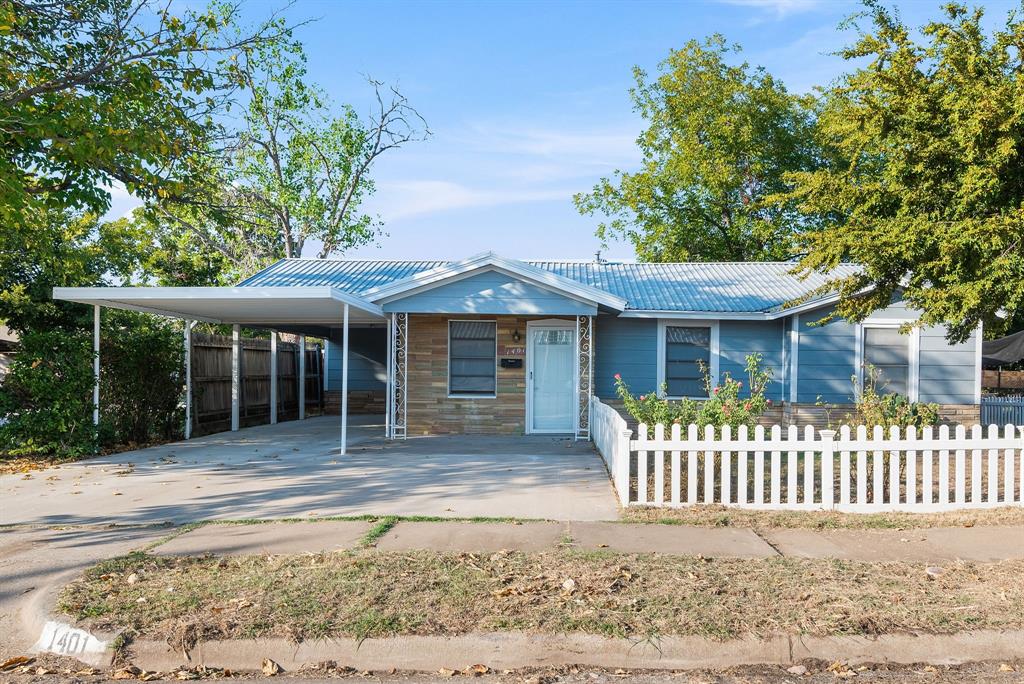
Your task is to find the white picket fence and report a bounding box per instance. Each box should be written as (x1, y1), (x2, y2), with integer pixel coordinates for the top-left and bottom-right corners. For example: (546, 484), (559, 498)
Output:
(590, 398), (1024, 512)
(590, 396), (631, 504)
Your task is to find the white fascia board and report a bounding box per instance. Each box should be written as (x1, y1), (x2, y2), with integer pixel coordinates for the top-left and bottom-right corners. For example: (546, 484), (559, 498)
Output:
(53, 286), (384, 319)
(620, 310), (774, 320)
(620, 294), (855, 321)
(362, 252), (627, 311)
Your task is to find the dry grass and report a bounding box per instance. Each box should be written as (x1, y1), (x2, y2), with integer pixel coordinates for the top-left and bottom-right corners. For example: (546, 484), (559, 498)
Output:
(621, 504), (1024, 529)
(59, 550), (1024, 647)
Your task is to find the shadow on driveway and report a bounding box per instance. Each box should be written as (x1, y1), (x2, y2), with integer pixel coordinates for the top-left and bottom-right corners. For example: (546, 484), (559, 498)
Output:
(0, 416), (619, 525)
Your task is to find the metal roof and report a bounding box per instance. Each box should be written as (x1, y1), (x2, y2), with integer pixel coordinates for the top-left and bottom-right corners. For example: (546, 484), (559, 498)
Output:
(239, 258), (860, 314)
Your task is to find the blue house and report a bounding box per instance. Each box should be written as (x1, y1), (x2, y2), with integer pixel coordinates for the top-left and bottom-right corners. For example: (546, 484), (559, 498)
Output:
(56, 252), (981, 444)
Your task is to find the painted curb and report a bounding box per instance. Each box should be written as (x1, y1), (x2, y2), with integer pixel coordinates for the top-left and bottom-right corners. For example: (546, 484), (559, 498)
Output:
(19, 573), (122, 663)
(119, 630), (1024, 672)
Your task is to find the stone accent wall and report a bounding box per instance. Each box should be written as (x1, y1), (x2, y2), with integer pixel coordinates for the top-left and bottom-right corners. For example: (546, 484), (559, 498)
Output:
(324, 389), (386, 415)
(405, 313), (575, 435)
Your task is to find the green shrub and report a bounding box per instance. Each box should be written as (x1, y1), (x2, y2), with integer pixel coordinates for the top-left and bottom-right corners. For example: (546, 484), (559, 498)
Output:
(851, 365), (939, 429)
(614, 353), (774, 430)
(1, 311), (185, 458)
(100, 310), (184, 445)
(0, 329), (98, 456)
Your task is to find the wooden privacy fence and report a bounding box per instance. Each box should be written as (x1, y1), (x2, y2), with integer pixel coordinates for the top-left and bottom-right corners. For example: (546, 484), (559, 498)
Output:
(590, 398), (1024, 512)
(191, 332), (324, 434)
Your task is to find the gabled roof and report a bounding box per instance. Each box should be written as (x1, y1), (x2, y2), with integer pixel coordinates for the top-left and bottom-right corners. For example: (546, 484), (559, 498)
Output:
(358, 252), (627, 311)
(240, 256), (860, 317)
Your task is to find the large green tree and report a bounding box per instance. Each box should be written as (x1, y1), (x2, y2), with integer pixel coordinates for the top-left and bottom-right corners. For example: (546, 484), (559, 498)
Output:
(575, 36), (821, 262)
(0, 0), (282, 224)
(785, 2), (1024, 342)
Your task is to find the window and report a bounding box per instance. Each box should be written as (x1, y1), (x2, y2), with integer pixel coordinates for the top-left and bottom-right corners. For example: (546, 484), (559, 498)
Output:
(448, 321), (497, 396)
(862, 326), (910, 396)
(664, 325), (712, 397)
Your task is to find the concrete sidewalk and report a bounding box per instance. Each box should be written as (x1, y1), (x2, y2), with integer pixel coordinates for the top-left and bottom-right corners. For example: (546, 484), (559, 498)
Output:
(151, 519), (1024, 562)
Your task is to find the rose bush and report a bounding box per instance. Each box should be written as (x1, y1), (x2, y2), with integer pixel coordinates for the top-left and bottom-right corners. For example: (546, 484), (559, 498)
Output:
(614, 353), (773, 429)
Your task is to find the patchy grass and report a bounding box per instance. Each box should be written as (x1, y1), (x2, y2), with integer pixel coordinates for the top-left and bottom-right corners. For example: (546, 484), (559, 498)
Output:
(59, 550), (1024, 648)
(621, 505), (1024, 529)
(360, 516), (399, 546)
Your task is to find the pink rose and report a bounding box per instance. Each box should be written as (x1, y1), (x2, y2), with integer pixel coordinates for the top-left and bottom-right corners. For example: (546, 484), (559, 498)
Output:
(639, 395), (646, 401)
(614, 373), (621, 381)
(737, 381), (743, 388)
(766, 399), (772, 405)
(713, 387), (719, 395)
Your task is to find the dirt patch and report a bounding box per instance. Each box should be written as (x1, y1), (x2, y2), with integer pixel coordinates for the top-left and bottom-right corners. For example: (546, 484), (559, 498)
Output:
(621, 505), (1024, 529)
(58, 550), (1024, 647)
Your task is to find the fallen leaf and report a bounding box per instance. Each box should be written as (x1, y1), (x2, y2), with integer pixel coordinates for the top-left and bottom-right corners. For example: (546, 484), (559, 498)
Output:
(465, 664), (489, 676)
(261, 659), (281, 676)
(0, 657), (33, 672)
(437, 668), (456, 677)
(999, 663), (1016, 672)
(113, 665), (142, 680)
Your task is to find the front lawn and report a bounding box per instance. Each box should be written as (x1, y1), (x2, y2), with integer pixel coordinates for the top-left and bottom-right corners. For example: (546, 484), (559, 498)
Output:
(59, 550), (1024, 648)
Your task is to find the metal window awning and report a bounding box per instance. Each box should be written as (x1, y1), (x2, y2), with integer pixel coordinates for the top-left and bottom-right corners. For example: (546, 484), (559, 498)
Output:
(52, 286), (385, 327)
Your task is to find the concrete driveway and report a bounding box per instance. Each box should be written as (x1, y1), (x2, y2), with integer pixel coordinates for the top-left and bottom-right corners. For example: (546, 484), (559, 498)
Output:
(0, 416), (619, 525)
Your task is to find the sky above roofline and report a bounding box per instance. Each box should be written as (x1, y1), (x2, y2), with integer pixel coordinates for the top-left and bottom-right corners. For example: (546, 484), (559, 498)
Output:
(105, 0), (1019, 263)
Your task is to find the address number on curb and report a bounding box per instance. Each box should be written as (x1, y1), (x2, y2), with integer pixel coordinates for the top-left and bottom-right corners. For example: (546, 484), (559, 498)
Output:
(31, 621), (107, 665)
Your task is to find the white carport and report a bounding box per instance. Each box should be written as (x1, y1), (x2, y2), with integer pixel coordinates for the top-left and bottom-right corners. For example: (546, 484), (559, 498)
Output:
(52, 286), (385, 455)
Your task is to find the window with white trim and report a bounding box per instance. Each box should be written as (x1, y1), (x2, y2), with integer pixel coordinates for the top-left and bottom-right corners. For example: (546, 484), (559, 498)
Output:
(448, 321), (497, 396)
(664, 325), (711, 397)
(862, 326), (910, 396)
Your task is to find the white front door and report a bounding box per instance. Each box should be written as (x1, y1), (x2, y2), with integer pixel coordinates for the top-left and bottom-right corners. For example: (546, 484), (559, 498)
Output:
(527, 324), (575, 433)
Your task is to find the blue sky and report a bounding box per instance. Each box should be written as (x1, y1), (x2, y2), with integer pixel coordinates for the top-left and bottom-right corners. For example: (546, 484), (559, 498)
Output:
(108, 0), (1020, 262)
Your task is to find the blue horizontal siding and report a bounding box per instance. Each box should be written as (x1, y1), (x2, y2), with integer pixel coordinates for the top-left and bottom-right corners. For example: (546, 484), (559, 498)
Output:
(327, 346), (385, 391)
(381, 270), (596, 315)
(919, 324), (977, 404)
(796, 307), (857, 404)
(326, 328), (386, 391)
(795, 301), (979, 405)
(718, 320), (785, 400)
(594, 317), (657, 399)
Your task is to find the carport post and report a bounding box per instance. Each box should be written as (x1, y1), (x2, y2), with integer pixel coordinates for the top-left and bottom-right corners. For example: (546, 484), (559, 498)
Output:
(231, 324), (240, 431)
(184, 321), (193, 440)
(384, 316), (391, 439)
(92, 305), (100, 428)
(340, 303), (349, 455)
(298, 334), (306, 420)
(270, 331), (278, 425)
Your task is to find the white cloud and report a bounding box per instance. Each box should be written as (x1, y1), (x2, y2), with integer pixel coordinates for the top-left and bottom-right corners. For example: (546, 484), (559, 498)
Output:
(454, 121), (641, 169)
(718, 0), (823, 18)
(101, 180), (144, 221)
(365, 118), (644, 223)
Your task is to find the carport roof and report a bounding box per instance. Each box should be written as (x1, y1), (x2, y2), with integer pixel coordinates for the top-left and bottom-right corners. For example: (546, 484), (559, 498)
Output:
(51, 286), (384, 326)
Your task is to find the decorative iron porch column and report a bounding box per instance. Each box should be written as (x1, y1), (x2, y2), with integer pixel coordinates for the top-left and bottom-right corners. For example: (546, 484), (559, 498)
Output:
(576, 314), (593, 440)
(388, 312), (408, 439)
